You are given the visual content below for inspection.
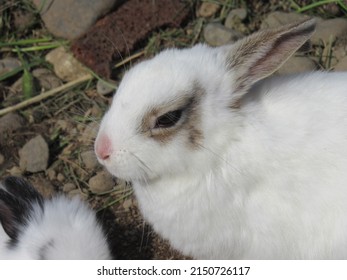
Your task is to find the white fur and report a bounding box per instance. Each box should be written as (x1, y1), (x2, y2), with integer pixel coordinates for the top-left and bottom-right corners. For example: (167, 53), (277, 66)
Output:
(0, 186), (111, 259)
(96, 21), (347, 259)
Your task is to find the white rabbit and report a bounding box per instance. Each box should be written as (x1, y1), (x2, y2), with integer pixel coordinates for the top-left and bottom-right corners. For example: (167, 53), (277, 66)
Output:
(0, 176), (111, 259)
(95, 18), (347, 259)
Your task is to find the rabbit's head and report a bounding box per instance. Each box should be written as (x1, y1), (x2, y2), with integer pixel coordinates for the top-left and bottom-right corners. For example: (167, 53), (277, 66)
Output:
(0, 177), (111, 259)
(95, 19), (316, 183)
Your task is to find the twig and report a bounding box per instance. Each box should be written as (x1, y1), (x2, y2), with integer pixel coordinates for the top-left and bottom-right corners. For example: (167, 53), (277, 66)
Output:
(0, 74), (92, 117)
(114, 50), (146, 68)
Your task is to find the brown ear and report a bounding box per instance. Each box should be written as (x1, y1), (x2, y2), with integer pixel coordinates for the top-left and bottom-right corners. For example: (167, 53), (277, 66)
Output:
(223, 18), (316, 106)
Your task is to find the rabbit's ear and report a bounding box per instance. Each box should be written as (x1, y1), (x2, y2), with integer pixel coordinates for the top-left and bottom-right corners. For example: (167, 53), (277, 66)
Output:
(222, 18), (316, 107)
(0, 177), (44, 241)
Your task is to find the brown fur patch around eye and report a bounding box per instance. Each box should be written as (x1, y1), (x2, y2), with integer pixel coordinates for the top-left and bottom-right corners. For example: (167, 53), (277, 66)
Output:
(139, 83), (205, 149)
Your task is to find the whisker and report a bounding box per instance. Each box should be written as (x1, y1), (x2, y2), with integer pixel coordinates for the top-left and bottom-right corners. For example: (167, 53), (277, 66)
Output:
(196, 143), (243, 176)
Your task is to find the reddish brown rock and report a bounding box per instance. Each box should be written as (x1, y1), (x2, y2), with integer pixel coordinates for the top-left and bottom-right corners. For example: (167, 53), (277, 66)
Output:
(71, 0), (191, 78)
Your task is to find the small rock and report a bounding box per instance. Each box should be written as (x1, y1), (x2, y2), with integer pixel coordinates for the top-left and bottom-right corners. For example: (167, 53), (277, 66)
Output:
(204, 23), (243, 46)
(0, 153), (4, 165)
(32, 68), (62, 91)
(30, 177), (55, 198)
(322, 3), (342, 16)
(0, 113), (25, 139)
(57, 173), (65, 182)
(261, 12), (310, 29)
(19, 135), (49, 173)
(46, 168), (56, 180)
(63, 182), (76, 193)
(276, 56), (317, 75)
(225, 8), (247, 29)
(96, 79), (116, 95)
(7, 166), (22, 176)
(13, 9), (36, 32)
(0, 57), (21, 76)
(333, 56), (347, 71)
(88, 171), (115, 194)
(122, 198), (133, 211)
(81, 150), (99, 170)
(311, 18), (347, 45)
(45, 46), (90, 82)
(32, 0), (119, 40)
(197, 2), (220, 18)
(67, 189), (88, 200)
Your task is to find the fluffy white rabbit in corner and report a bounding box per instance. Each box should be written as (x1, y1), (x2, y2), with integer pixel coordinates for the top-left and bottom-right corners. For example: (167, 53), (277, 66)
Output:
(95, 18), (347, 259)
(0, 176), (111, 259)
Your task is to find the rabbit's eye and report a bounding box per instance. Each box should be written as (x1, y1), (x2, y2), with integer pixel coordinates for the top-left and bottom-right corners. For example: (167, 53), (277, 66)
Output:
(155, 109), (183, 129)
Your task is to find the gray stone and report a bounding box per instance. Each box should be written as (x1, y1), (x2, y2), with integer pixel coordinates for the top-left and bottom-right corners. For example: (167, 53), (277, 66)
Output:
(204, 23), (243, 46)
(32, 68), (62, 91)
(32, 0), (119, 40)
(333, 56), (347, 71)
(0, 153), (4, 165)
(81, 150), (99, 170)
(225, 8), (247, 29)
(45, 46), (90, 82)
(0, 57), (21, 76)
(261, 12), (310, 29)
(0, 113), (25, 134)
(19, 135), (49, 173)
(312, 18), (347, 45)
(276, 56), (317, 75)
(88, 170), (115, 194)
(96, 79), (116, 96)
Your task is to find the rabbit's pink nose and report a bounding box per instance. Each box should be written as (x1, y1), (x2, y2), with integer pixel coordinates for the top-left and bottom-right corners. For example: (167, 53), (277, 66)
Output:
(95, 134), (113, 160)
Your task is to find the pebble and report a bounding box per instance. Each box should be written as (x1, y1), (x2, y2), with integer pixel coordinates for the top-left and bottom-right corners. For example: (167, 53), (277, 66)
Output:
(203, 23), (243, 46)
(0, 153), (4, 165)
(225, 8), (247, 29)
(45, 46), (90, 82)
(260, 12), (310, 29)
(81, 150), (99, 170)
(197, 2), (220, 18)
(32, 68), (62, 91)
(122, 198), (133, 211)
(13, 9), (36, 32)
(96, 79), (116, 96)
(276, 56), (317, 75)
(0, 57), (21, 76)
(0, 113), (24, 135)
(19, 135), (49, 173)
(333, 56), (347, 71)
(88, 170), (115, 194)
(311, 18), (347, 45)
(32, 0), (119, 40)
(46, 168), (57, 181)
(63, 182), (76, 193)
(67, 189), (88, 200)
(7, 166), (22, 176)
(57, 173), (65, 182)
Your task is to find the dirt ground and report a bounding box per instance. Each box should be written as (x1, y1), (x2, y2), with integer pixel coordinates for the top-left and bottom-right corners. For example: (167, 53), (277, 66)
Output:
(0, 0), (345, 259)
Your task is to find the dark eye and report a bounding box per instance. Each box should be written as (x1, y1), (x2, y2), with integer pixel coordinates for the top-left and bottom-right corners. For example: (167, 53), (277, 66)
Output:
(154, 110), (183, 129)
